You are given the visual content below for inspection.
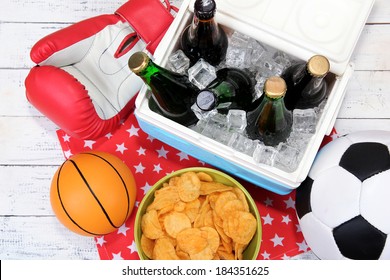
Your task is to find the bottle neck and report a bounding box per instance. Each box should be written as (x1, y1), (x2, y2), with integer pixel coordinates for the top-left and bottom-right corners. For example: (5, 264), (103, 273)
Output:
(137, 60), (160, 85)
(189, 15), (219, 39)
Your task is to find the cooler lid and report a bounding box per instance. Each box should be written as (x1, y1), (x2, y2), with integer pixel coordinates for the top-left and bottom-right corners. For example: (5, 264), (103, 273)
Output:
(189, 0), (375, 75)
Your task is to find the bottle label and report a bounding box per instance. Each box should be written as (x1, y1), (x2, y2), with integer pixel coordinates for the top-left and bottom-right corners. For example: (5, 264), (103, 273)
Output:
(196, 90), (216, 111)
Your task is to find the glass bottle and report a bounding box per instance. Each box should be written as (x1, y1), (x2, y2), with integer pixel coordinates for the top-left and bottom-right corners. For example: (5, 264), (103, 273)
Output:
(128, 51), (198, 127)
(180, 0), (228, 66)
(195, 68), (254, 113)
(247, 76), (292, 147)
(282, 55), (330, 110)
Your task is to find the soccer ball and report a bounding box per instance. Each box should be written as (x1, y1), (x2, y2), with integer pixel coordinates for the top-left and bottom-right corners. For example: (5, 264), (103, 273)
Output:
(296, 130), (390, 260)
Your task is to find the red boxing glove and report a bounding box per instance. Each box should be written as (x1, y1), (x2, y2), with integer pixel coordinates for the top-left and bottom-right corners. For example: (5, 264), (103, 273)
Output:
(25, 0), (175, 139)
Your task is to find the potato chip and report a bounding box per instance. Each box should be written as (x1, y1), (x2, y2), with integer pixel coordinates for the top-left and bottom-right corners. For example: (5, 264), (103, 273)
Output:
(214, 191), (237, 219)
(177, 172), (201, 202)
(200, 226), (220, 253)
(223, 211), (257, 245)
(196, 171), (213, 182)
(140, 234), (155, 259)
(176, 249), (191, 260)
(233, 187), (250, 212)
(220, 199), (245, 221)
(234, 243), (247, 260)
(217, 249), (235, 260)
(141, 209), (164, 239)
(200, 181), (233, 195)
(190, 246), (214, 260)
(176, 228), (208, 255)
(173, 201), (186, 212)
(153, 237), (180, 260)
(183, 198), (201, 223)
(164, 212), (191, 238)
(147, 186), (180, 211)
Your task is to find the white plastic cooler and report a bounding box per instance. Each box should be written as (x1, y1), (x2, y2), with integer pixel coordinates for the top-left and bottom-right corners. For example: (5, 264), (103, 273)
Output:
(135, 0), (375, 194)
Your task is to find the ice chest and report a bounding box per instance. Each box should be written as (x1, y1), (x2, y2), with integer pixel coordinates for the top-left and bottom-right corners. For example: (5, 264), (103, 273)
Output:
(135, 0), (375, 194)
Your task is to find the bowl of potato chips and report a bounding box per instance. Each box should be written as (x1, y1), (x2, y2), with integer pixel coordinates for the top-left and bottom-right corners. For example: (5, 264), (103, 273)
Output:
(134, 167), (261, 260)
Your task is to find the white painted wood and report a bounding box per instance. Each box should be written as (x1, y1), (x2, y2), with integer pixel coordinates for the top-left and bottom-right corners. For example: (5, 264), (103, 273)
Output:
(0, 216), (99, 260)
(0, 0), (389, 260)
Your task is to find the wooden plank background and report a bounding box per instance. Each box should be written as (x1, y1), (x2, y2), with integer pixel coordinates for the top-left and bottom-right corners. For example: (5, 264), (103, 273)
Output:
(0, 0), (389, 259)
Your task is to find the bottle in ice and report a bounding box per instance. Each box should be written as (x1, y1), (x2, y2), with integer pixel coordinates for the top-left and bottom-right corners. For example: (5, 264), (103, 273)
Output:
(180, 0), (228, 66)
(247, 76), (292, 147)
(195, 68), (254, 113)
(282, 55), (330, 110)
(128, 51), (198, 127)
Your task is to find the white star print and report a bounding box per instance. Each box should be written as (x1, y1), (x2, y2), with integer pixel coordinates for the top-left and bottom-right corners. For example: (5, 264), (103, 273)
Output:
(105, 132), (113, 139)
(264, 197), (273, 207)
(156, 146), (169, 159)
(281, 254), (290, 260)
(141, 182), (152, 195)
(261, 251), (271, 260)
(177, 151), (189, 161)
(128, 240), (138, 254)
(117, 224), (129, 236)
(270, 234), (284, 247)
(296, 224), (302, 233)
(64, 149), (73, 159)
(116, 143), (128, 154)
(84, 140), (96, 149)
(134, 163), (145, 174)
(111, 252), (124, 260)
(153, 164), (163, 173)
(136, 147), (146, 156)
(62, 134), (70, 142)
(135, 201), (140, 208)
(147, 135), (155, 142)
(281, 214), (291, 225)
(296, 240), (309, 252)
(284, 197), (295, 210)
(95, 236), (106, 247)
(127, 125), (140, 137)
(262, 213), (274, 225)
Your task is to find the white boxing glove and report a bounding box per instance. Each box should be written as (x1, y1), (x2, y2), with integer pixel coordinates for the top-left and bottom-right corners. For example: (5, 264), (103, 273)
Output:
(25, 0), (175, 139)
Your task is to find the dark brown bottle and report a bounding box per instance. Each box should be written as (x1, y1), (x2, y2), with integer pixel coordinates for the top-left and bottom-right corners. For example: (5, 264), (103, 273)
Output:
(282, 55), (330, 110)
(247, 76), (292, 147)
(195, 68), (254, 113)
(128, 51), (198, 127)
(180, 0), (228, 66)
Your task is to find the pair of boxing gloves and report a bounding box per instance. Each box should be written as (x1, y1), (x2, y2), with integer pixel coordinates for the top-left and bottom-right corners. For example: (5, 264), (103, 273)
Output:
(25, 0), (176, 139)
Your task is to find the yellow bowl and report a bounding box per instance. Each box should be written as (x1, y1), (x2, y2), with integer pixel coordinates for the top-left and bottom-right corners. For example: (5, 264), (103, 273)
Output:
(134, 167), (262, 260)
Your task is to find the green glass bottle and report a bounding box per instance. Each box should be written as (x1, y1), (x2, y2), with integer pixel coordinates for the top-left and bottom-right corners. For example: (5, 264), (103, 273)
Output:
(247, 76), (292, 146)
(195, 68), (254, 113)
(128, 51), (198, 127)
(180, 0), (228, 66)
(282, 55), (330, 110)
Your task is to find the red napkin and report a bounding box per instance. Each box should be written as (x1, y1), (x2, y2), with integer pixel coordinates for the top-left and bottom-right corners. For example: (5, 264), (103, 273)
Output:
(56, 112), (336, 260)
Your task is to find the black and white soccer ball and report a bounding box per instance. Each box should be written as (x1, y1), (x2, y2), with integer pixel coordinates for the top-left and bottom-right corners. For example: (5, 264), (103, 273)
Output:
(296, 130), (390, 260)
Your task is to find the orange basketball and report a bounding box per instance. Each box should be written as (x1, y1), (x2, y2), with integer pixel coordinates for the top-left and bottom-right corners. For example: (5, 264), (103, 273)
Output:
(50, 151), (137, 236)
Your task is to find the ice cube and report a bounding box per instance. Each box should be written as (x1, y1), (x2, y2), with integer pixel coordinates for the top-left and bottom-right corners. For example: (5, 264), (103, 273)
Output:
(274, 143), (301, 172)
(188, 59), (217, 89)
(228, 133), (257, 155)
(227, 109), (247, 133)
(253, 143), (278, 166)
(200, 113), (232, 144)
(167, 49), (190, 75)
(292, 108), (317, 134)
(287, 131), (313, 150)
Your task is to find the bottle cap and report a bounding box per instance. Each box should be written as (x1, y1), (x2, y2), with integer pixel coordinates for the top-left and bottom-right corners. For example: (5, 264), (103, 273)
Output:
(264, 76), (287, 99)
(196, 90), (216, 111)
(194, 0), (216, 20)
(307, 55), (330, 77)
(128, 52), (150, 74)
